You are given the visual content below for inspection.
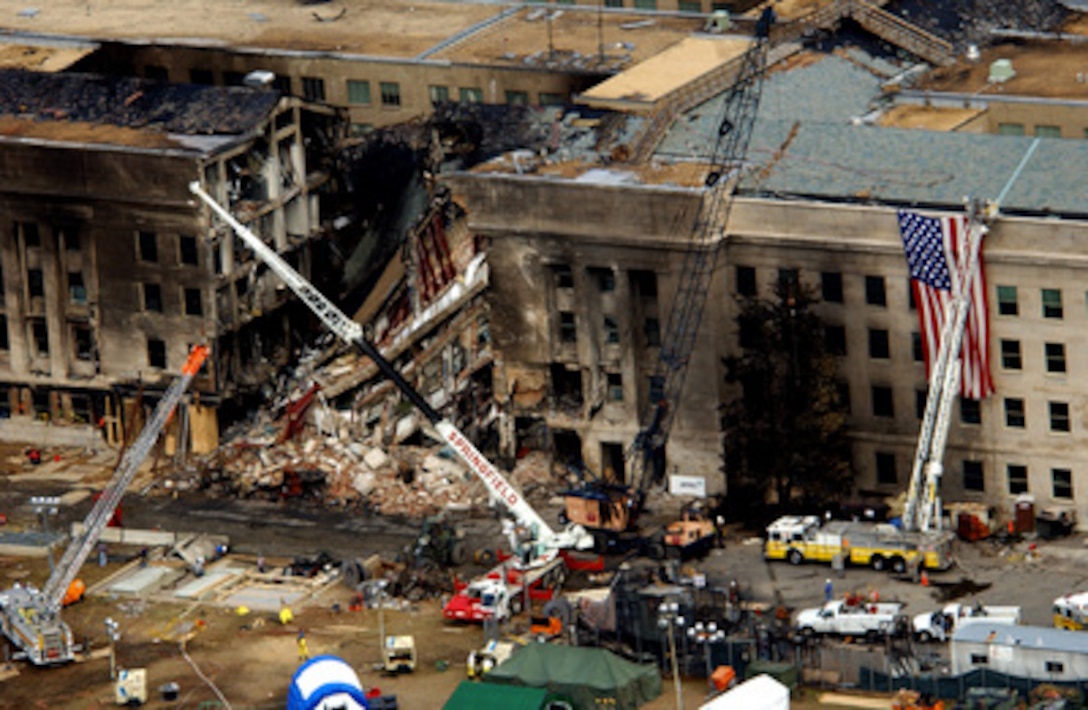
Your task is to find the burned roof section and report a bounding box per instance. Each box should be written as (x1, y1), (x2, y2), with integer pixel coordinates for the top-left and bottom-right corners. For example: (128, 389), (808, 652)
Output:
(0, 69), (280, 136)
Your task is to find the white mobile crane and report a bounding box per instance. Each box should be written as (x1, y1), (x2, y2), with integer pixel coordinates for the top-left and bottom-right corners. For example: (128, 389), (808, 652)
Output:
(0, 345), (209, 665)
(188, 183), (593, 562)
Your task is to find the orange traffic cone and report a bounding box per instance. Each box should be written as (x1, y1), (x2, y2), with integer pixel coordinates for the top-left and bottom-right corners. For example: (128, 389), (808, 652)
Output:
(920, 570), (929, 587)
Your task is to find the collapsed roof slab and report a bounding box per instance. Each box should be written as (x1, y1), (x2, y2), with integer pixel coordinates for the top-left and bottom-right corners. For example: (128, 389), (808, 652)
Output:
(577, 35), (752, 112)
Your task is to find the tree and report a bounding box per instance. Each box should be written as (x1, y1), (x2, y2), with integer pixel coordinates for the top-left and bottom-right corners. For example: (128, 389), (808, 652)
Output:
(719, 275), (852, 516)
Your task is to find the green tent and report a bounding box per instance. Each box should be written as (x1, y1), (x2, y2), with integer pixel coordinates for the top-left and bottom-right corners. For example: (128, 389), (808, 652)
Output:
(484, 643), (662, 710)
(443, 680), (555, 710)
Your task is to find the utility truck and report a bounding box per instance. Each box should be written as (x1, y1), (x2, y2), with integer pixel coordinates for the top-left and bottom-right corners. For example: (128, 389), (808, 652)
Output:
(764, 515), (954, 573)
(795, 600), (906, 640)
(912, 602), (1020, 642)
(0, 346), (208, 665)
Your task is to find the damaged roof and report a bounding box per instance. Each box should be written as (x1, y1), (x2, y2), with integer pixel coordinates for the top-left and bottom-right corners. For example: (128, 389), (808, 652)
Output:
(0, 69), (280, 142)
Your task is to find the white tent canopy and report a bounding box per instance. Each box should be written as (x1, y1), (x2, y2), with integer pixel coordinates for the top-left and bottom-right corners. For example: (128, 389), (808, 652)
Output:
(699, 674), (790, 710)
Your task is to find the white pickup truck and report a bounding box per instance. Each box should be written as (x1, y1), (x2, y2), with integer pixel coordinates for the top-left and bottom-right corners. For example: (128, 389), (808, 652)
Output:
(912, 602), (1021, 642)
(795, 600), (905, 639)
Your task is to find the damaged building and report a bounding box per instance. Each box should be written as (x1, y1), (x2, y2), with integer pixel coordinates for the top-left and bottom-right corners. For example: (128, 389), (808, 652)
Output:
(0, 68), (343, 448)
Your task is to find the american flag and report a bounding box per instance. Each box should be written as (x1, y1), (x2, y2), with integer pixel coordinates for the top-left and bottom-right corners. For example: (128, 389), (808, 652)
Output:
(898, 210), (994, 400)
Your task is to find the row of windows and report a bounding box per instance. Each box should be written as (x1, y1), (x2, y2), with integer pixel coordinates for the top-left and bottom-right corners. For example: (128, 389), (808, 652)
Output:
(141, 283), (204, 317)
(874, 453), (1074, 500)
(558, 311), (660, 348)
(0, 318), (95, 362)
(997, 122), (1082, 140)
(531, 0), (728, 11)
(138, 231), (200, 266)
(739, 266), (1083, 322)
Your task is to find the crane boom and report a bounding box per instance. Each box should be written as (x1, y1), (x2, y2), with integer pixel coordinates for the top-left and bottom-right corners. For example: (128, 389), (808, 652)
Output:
(189, 182), (592, 556)
(629, 22), (771, 492)
(41, 345), (209, 610)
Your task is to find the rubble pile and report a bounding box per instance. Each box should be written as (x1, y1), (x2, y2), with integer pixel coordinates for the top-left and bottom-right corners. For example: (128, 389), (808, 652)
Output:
(194, 397), (557, 519)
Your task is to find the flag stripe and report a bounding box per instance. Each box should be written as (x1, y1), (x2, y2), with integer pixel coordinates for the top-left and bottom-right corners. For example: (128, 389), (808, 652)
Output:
(899, 210), (994, 400)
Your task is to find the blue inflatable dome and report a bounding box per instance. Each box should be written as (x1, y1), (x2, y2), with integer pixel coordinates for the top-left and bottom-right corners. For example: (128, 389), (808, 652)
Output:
(287, 655), (369, 710)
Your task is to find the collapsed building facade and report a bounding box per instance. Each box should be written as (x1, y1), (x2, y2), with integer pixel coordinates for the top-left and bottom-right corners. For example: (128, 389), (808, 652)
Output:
(0, 69), (342, 449)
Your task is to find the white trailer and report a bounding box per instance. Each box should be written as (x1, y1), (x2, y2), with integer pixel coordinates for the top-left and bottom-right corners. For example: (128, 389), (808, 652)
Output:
(700, 674), (790, 710)
(952, 623), (1088, 680)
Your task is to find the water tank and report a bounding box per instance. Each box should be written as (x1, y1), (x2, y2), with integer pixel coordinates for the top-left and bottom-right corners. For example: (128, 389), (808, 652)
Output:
(705, 10), (731, 33)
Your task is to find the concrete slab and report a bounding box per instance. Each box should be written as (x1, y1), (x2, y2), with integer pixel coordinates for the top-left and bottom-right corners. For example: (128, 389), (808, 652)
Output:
(0, 530), (63, 557)
(173, 569), (240, 600)
(221, 585), (308, 611)
(108, 565), (173, 595)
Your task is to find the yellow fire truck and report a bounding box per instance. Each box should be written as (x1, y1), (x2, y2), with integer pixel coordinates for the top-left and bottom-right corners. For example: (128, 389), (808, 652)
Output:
(764, 516), (954, 573)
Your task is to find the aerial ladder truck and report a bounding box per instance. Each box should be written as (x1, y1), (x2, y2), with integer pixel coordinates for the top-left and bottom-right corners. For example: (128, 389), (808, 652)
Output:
(903, 139), (1041, 536)
(188, 183), (594, 567)
(0, 345), (208, 665)
(561, 10), (774, 547)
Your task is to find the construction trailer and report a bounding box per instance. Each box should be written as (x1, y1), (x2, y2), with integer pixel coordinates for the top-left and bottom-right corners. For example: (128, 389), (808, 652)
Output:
(951, 624), (1088, 681)
(0, 346), (208, 665)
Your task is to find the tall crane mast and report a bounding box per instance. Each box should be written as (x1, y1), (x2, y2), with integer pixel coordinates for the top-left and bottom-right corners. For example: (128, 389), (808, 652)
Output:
(0, 345), (208, 665)
(189, 183), (593, 559)
(628, 14), (772, 493)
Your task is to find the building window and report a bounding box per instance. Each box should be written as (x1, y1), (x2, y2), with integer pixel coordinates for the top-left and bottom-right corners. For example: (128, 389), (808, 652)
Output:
(184, 288), (203, 316)
(1036, 125), (1061, 138)
(273, 75), (292, 95)
(68, 272), (86, 304)
(553, 264), (573, 288)
(907, 280), (916, 310)
(1050, 401), (1070, 433)
(865, 275), (886, 306)
(1000, 339), (1022, 370)
(32, 320), (49, 355)
(1046, 660), (1066, 674)
(736, 266), (756, 297)
(644, 318), (661, 347)
(73, 326), (93, 361)
(876, 452), (896, 485)
(223, 71), (246, 86)
(429, 85), (449, 105)
(605, 0), (623, 6)
(0, 315), (6, 350)
(915, 389), (927, 420)
(64, 230), (80, 252)
(539, 92), (564, 106)
(505, 90), (529, 106)
(589, 267), (615, 292)
(1053, 468), (1073, 499)
(1005, 398), (1025, 428)
(997, 285), (1018, 315)
(778, 268), (798, 292)
(997, 123), (1025, 136)
(970, 654), (989, 665)
(678, 0), (701, 10)
(349, 123), (373, 137)
(1042, 288), (1063, 318)
(911, 332), (923, 362)
(603, 316), (620, 344)
(27, 269), (44, 298)
(963, 460), (984, 492)
(138, 231), (158, 262)
(143, 283), (163, 313)
(302, 76), (325, 102)
(1046, 342), (1067, 373)
(868, 328), (889, 359)
(821, 272), (843, 303)
(179, 235), (198, 265)
(871, 386), (893, 418)
(1008, 464), (1029, 494)
(19, 221), (40, 248)
(633, 0), (657, 8)
(459, 87), (483, 104)
(824, 325), (846, 356)
(189, 68), (213, 85)
(347, 80), (372, 104)
(559, 312), (577, 343)
(380, 82), (401, 107)
(961, 397), (981, 425)
(607, 373), (623, 401)
(147, 338), (166, 369)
